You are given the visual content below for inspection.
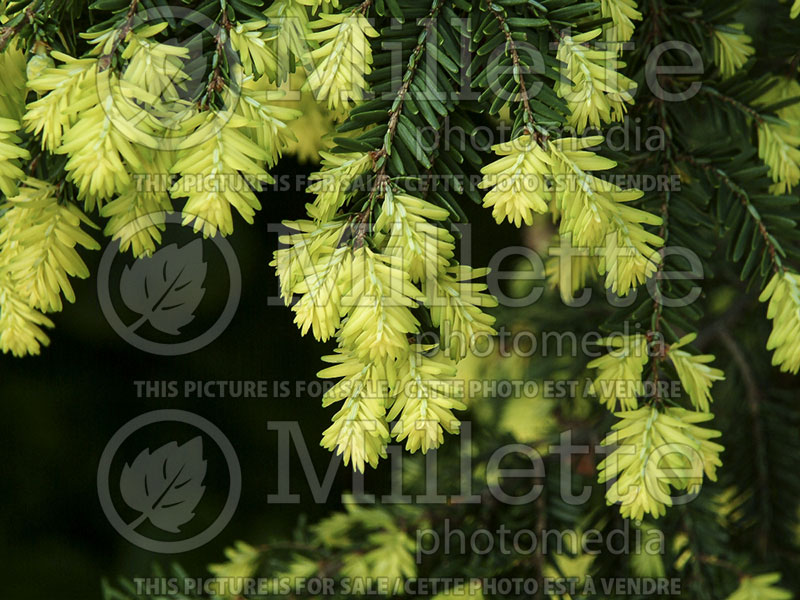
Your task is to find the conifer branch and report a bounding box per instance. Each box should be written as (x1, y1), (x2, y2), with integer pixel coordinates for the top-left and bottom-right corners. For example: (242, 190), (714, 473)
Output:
(486, 1), (543, 141)
(0, 2), (38, 52)
(355, 0), (443, 244)
(202, 6), (233, 107)
(681, 154), (786, 274)
(702, 86), (766, 125)
(637, 5), (682, 399)
(647, 97), (675, 401)
(98, 0), (141, 71)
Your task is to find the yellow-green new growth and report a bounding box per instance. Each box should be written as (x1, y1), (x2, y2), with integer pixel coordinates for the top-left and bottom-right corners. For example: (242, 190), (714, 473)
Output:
(119, 24), (189, 102)
(272, 218), (350, 305)
(667, 333), (725, 412)
(479, 134), (552, 227)
(312, 502), (416, 589)
(100, 155), (174, 258)
(374, 190), (455, 283)
(56, 68), (151, 205)
(712, 24), (754, 79)
(290, 245), (352, 342)
(759, 270), (800, 374)
(0, 41), (29, 197)
(628, 522), (666, 577)
(208, 541), (262, 581)
(555, 29), (636, 133)
(23, 52), (96, 151)
(307, 151), (372, 222)
(545, 235), (598, 304)
(170, 112), (272, 237)
(304, 11), (378, 111)
(0, 116), (28, 197)
(0, 41), (26, 121)
(479, 135), (662, 296)
(0, 177), (99, 313)
(263, 0), (313, 85)
(550, 136), (662, 295)
(757, 120), (800, 195)
(338, 247), (423, 362)
(0, 277), (53, 357)
(274, 186), (489, 469)
(237, 76), (302, 168)
(598, 406), (723, 520)
(600, 0), (642, 52)
(230, 19), (280, 81)
(346, 528), (415, 592)
(755, 77), (800, 194)
(425, 265), (498, 360)
(587, 334), (649, 410)
(318, 348), (392, 472)
(725, 573), (793, 600)
(387, 345), (465, 453)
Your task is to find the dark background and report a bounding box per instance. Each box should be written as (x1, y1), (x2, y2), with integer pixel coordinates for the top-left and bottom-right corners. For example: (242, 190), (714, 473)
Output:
(0, 157), (512, 598)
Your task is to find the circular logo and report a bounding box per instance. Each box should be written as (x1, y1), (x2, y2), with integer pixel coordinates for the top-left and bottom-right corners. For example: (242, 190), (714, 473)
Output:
(95, 5), (243, 150)
(97, 409), (241, 554)
(97, 212), (241, 355)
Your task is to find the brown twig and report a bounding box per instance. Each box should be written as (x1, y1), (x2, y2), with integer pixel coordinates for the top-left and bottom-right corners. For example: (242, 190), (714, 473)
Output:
(486, 2), (545, 143)
(702, 87), (766, 126)
(680, 153), (784, 275)
(98, 0), (142, 71)
(354, 0), (442, 246)
(639, 1), (681, 399)
(645, 97), (677, 401)
(202, 8), (233, 107)
(0, 5), (36, 53)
